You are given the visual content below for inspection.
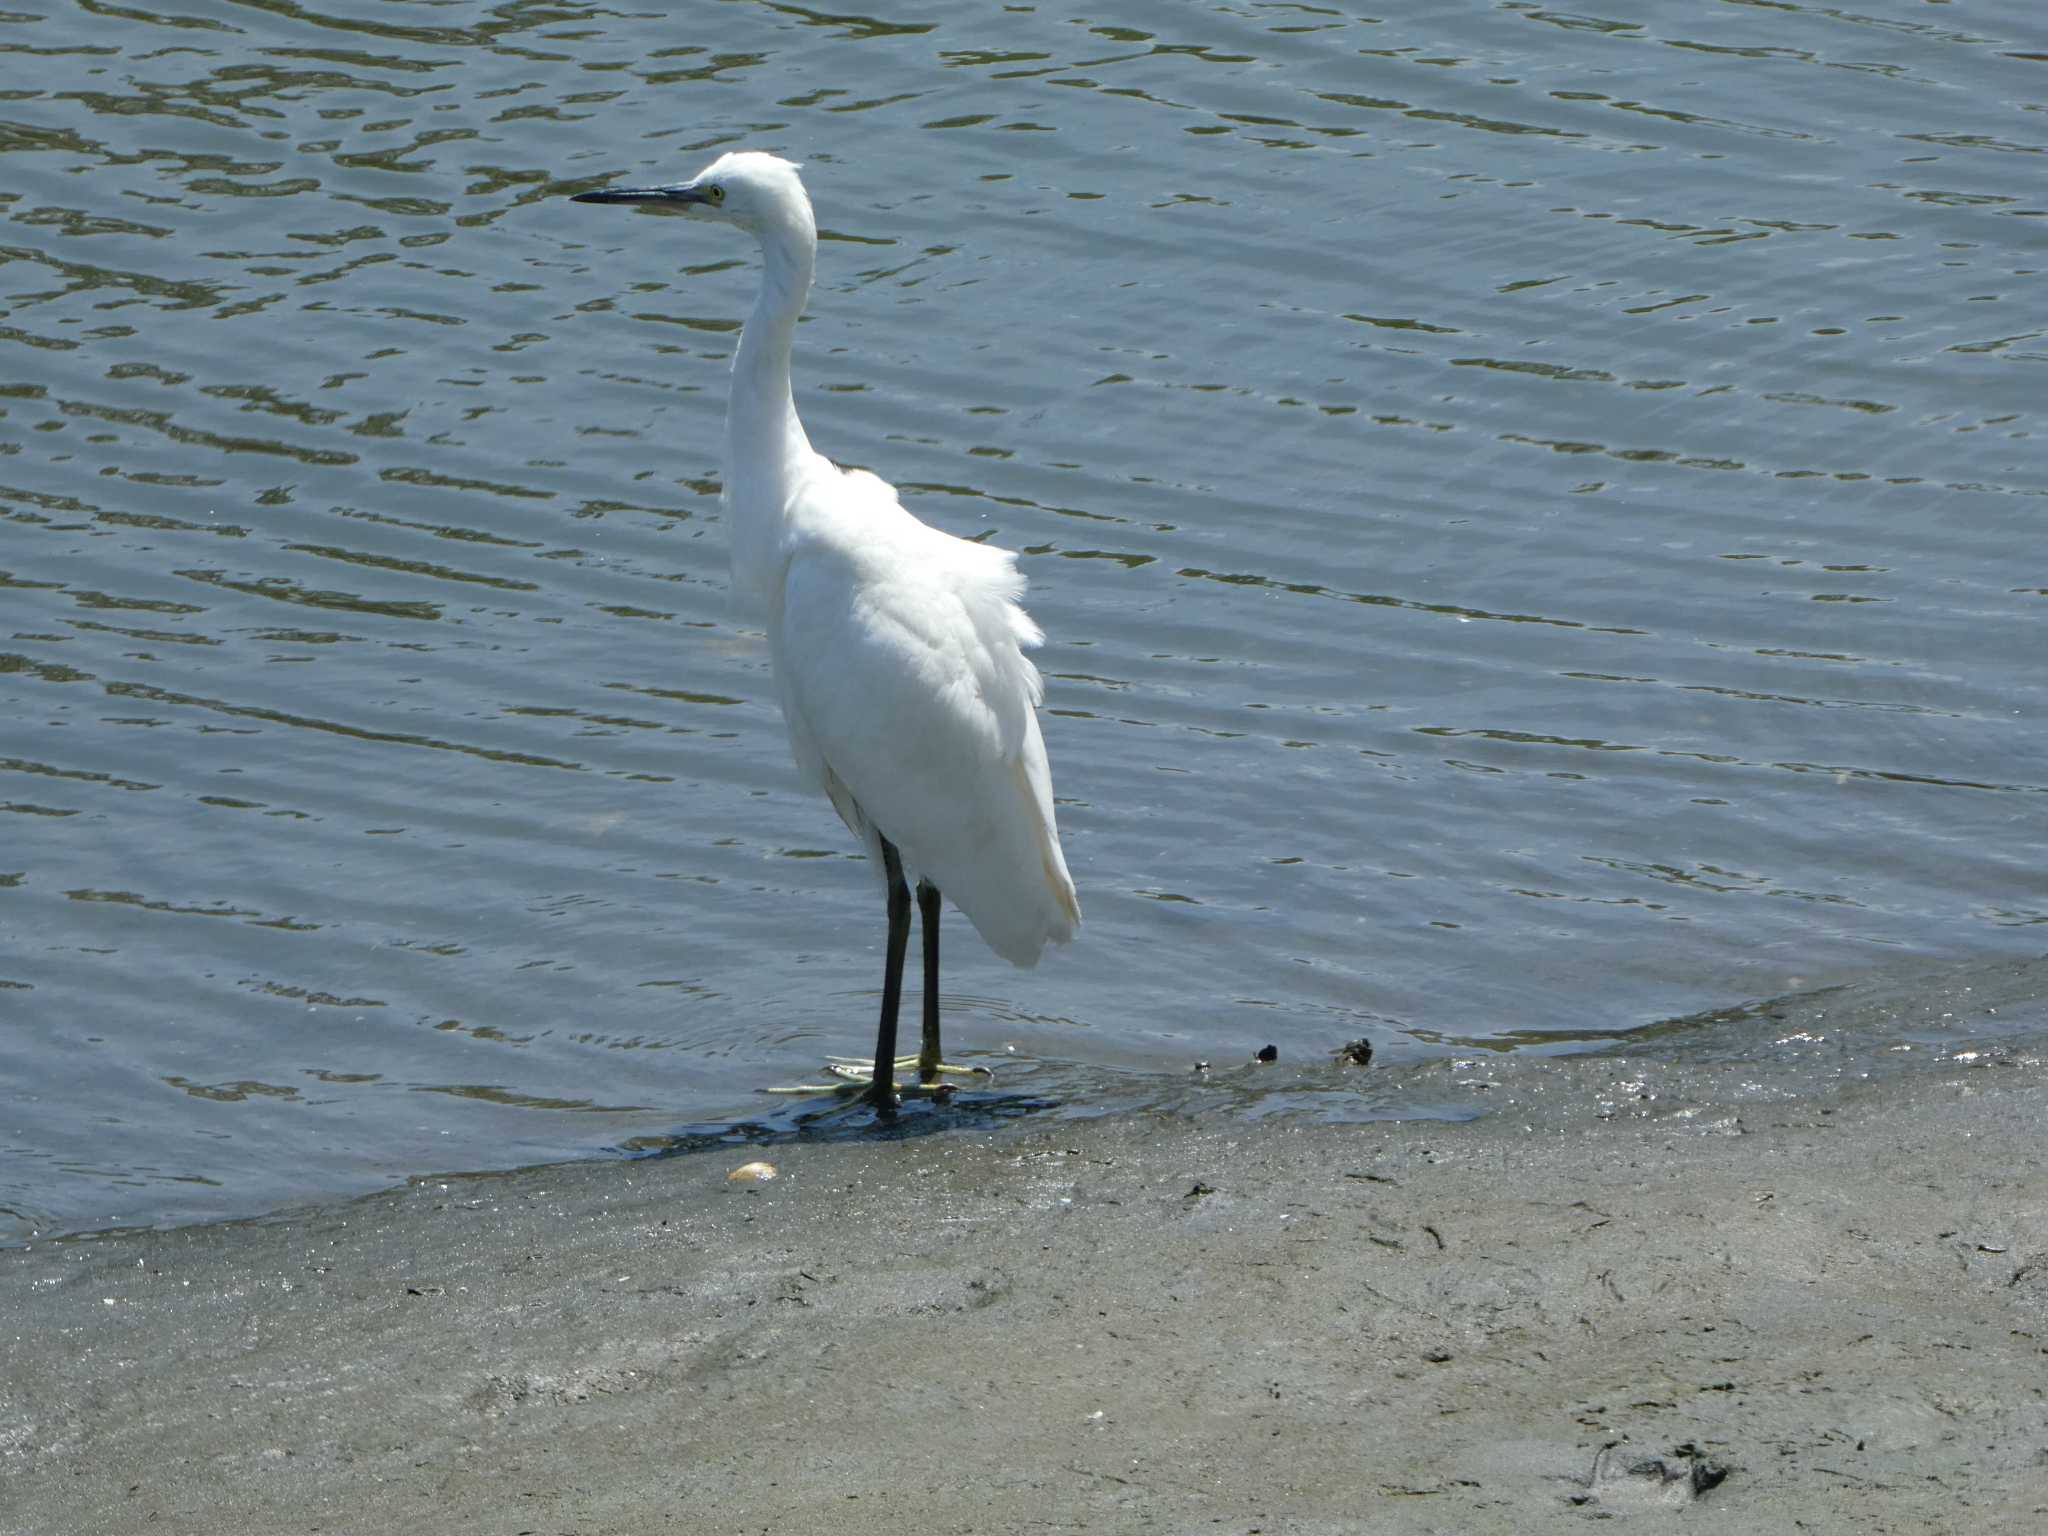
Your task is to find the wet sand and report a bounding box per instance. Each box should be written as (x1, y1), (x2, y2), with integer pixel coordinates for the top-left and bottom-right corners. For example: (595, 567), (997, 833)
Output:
(4, 1028), (2044, 1535)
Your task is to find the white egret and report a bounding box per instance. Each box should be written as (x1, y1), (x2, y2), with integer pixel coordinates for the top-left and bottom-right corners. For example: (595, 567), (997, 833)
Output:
(571, 153), (1080, 1114)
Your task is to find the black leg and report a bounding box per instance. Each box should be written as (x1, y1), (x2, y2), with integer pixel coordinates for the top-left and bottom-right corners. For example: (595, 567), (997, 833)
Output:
(865, 838), (913, 1114)
(916, 879), (942, 1081)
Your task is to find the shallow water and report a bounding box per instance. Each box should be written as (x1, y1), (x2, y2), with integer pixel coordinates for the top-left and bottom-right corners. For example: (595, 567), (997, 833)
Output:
(3, 0), (2043, 1241)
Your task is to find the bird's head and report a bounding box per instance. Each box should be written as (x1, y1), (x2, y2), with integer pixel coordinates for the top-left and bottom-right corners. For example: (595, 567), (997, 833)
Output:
(571, 150), (813, 241)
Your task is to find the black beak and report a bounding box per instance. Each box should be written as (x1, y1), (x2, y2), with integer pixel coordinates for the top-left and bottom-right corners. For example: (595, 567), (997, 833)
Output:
(571, 184), (711, 207)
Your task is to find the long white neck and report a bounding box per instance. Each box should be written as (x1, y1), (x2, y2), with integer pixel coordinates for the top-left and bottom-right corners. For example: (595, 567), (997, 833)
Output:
(725, 209), (817, 504)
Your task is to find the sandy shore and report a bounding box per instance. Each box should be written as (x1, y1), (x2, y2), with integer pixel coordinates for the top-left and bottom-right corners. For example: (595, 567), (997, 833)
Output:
(4, 1038), (2045, 1533)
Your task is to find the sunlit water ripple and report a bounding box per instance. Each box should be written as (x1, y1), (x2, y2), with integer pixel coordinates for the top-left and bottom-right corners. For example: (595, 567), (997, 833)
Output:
(2, 0), (2042, 1240)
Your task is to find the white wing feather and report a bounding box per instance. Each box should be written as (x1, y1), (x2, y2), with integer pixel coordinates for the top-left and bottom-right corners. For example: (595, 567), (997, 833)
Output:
(768, 464), (1079, 967)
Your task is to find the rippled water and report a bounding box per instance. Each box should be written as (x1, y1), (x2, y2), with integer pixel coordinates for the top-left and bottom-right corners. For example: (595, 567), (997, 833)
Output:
(3, 0), (2043, 1241)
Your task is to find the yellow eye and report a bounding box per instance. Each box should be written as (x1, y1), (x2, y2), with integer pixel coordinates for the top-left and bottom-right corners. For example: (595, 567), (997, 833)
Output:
(706, 184), (725, 205)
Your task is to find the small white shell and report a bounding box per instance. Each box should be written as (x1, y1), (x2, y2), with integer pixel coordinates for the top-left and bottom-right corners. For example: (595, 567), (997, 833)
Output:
(726, 1160), (778, 1184)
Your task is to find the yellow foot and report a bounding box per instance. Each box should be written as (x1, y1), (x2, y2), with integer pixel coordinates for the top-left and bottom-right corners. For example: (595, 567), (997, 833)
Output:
(826, 1054), (994, 1084)
(761, 1054), (993, 1099)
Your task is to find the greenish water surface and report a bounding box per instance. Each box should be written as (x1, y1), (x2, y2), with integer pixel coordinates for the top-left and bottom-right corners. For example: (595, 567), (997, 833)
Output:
(2, 0), (2042, 1240)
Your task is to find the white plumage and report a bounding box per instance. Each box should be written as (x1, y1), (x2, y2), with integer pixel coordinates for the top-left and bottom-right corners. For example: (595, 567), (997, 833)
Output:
(573, 152), (1078, 1110)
